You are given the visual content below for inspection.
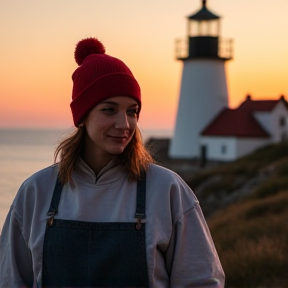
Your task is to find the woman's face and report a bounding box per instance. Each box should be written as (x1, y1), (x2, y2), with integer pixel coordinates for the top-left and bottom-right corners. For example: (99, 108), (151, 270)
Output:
(84, 96), (139, 161)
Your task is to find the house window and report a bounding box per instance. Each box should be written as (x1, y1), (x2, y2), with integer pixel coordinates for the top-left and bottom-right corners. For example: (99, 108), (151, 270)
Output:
(279, 116), (286, 127)
(221, 144), (226, 154)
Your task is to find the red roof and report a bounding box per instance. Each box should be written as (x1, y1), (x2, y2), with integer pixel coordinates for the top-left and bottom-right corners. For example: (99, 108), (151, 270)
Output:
(238, 95), (288, 112)
(201, 96), (288, 138)
(201, 107), (270, 138)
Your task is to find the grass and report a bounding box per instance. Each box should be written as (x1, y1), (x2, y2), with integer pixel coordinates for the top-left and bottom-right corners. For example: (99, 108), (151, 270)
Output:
(184, 142), (288, 287)
(208, 191), (288, 287)
(186, 143), (288, 211)
(188, 142), (288, 187)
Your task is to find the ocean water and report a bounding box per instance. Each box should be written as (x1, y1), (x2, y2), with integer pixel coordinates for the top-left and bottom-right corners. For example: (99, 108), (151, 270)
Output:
(0, 128), (172, 230)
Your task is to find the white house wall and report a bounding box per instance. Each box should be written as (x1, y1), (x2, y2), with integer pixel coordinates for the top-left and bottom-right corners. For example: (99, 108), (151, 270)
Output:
(200, 137), (237, 161)
(270, 101), (288, 142)
(254, 101), (288, 143)
(200, 137), (270, 161)
(253, 112), (272, 134)
(169, 59), (229, 158)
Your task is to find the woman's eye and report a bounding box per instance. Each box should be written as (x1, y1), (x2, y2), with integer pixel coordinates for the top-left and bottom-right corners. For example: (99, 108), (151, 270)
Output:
(101, 107), (114, 113)
(127, 109), (138, 116)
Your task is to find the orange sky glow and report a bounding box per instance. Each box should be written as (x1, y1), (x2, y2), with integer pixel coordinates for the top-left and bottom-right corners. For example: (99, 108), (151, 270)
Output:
(0, 0), (287, 130)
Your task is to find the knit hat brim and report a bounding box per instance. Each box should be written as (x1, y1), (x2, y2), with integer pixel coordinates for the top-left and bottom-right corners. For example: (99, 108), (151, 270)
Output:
(70, 73), (141, 126)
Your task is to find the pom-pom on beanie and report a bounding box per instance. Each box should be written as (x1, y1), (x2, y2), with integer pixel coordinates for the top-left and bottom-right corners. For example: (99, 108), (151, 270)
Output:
(70, 37), (141, 127)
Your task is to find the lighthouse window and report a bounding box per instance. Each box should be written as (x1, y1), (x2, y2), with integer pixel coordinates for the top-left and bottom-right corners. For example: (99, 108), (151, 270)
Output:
(221, 144), (226, 154)
(197, 20), (219, 37)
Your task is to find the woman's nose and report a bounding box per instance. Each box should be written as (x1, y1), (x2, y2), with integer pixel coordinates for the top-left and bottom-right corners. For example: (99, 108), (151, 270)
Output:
(115, 112), (129, 129)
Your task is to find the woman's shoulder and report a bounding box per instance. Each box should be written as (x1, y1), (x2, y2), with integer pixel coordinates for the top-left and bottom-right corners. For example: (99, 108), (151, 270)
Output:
(146, 164), (199, 222)
(8, 164), (59, 226)
(22, 164), (59, 188)
(13, 164), (59, 204)
(147, 163), (185, 183)
(147, 163), (198, 201)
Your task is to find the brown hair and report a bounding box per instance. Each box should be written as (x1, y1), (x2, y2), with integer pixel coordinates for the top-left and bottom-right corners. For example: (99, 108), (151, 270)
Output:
(54, 126), (154, 184)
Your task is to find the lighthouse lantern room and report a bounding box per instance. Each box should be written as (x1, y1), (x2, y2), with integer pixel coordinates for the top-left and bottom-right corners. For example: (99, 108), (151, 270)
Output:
(169, 0), (233, 159)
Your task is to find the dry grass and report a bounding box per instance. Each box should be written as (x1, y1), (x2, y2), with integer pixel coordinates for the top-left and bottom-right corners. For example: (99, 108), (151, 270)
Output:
(208, 191), (288, 287)
(185, 142), (288, 287)
(152, 140), (288, 286)
(187, 142), (288, 192)
(185, 143), (288, 218)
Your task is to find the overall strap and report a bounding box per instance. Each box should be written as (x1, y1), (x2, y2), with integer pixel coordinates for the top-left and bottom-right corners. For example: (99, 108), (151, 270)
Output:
(47, 175), (63, 226)
(135, 173), (146, 229)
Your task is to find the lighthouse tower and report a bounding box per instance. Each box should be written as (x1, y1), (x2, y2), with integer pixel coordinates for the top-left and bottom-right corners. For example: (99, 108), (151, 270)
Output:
(169, 0), (233, 158)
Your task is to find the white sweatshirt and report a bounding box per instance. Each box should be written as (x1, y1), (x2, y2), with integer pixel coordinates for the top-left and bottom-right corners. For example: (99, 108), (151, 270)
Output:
(0, 158), (225, 287)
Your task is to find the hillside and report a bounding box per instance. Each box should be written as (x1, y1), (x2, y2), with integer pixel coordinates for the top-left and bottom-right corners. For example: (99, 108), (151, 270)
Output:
(147, 139), (288, 287)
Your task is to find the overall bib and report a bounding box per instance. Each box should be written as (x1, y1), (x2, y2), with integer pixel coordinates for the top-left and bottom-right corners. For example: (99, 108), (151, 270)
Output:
(42, 174), (149, 288)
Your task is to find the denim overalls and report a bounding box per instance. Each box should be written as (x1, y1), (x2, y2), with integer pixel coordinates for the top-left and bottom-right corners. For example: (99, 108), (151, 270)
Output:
(42, 174), (149, 287)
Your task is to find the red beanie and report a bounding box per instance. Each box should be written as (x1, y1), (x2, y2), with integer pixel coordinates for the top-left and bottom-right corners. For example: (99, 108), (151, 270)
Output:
(70, 38), (141, 127)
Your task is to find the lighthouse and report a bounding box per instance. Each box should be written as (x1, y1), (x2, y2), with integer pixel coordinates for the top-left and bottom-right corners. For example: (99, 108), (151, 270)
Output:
(169, 0), (233, 159)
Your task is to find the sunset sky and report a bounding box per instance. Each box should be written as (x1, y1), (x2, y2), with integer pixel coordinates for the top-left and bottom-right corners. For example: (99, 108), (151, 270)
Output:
(0, 0), (287, 130)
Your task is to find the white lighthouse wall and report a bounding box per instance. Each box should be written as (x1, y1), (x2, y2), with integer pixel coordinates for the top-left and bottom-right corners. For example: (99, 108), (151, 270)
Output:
(200, 136), (270, 161)
(169, 59), (229, 158)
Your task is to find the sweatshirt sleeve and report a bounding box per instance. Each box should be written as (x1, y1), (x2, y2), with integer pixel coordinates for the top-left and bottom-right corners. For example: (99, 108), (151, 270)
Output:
(166, 203), (225, 288)
(0, 205), (34, 288)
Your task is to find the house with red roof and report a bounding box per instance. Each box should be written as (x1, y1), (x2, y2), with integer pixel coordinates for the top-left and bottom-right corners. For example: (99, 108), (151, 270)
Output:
(199, 95), (288, 161)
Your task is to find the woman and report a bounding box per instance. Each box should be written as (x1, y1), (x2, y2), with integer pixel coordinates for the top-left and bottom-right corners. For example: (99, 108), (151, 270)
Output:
(0, 38), (225, 287)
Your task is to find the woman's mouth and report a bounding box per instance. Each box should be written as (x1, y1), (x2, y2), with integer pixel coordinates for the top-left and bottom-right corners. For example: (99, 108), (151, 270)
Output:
(108, 135), (128, 142)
